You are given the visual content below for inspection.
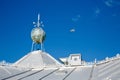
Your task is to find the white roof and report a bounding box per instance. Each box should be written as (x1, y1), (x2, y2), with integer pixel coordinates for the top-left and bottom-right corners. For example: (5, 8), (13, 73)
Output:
(1, 51), (120, 80)
(13, 50), (62, 68)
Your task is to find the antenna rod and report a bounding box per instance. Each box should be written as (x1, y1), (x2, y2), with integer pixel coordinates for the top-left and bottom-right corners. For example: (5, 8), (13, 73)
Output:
(37, 14), (40, 27)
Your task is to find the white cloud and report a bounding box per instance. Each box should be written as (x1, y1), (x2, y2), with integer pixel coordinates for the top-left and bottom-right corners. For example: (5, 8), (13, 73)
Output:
(70, 28), (75, 32)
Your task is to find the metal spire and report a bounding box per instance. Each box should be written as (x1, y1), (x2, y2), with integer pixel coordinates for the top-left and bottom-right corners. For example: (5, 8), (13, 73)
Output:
(33, 14), (44, 28)
(37, 14), (40, 27)
(33, 14), (41, 27)
(31, 14), (46, 51)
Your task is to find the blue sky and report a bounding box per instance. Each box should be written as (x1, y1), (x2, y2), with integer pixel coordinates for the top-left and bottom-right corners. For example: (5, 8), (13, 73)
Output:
(0, 0), (120, 63)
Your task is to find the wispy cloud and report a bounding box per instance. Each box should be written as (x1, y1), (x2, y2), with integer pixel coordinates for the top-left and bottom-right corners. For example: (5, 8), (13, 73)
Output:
(104, 0), (120, 7)
(95, 8), (100, 16)
(104, 0), (113, 7)
(72, 15), (81, 22)
(95, 9), (100, 14)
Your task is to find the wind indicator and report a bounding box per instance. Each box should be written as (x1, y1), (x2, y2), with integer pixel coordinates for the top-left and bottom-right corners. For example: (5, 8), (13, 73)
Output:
(31, 14), (46, 51)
